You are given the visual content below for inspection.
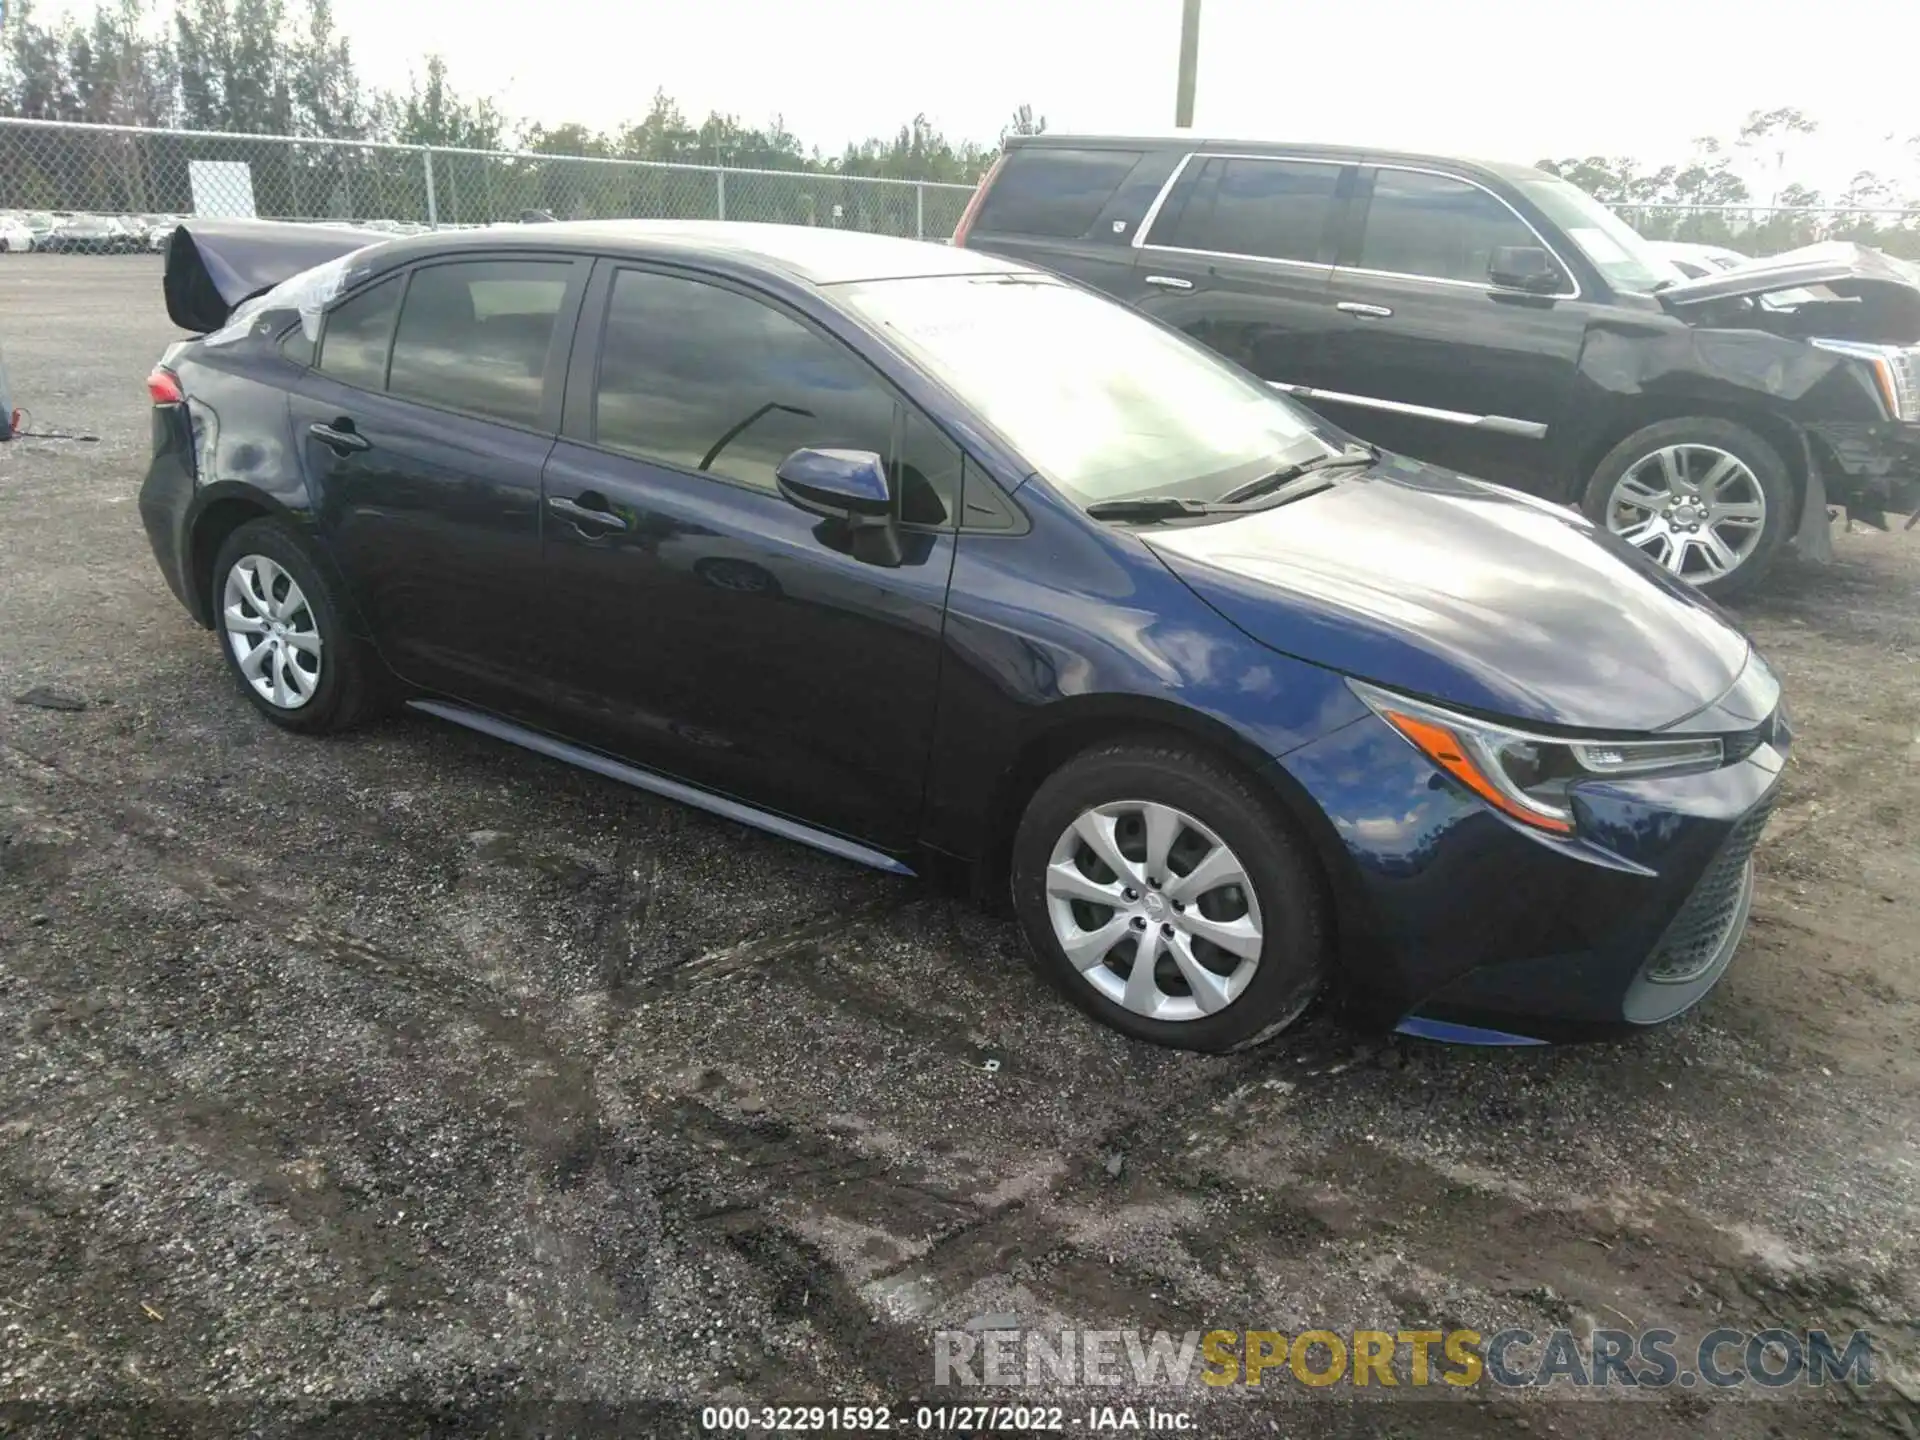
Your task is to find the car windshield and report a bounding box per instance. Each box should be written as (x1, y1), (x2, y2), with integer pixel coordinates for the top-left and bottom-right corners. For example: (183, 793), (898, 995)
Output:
(1512, 176), (1684, 293)
(838, 274), (1333, 506)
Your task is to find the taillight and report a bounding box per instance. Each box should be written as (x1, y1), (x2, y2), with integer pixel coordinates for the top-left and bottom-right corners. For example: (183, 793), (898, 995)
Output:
(146, 367), (183, 405)
(950, 152), (1007, 247)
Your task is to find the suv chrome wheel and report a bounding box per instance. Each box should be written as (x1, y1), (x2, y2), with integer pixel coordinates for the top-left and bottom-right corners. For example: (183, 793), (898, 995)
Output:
(222, 554), (322, 709)
(1045, 800), (1264, 1021)
(1605, 443), (1766, 583)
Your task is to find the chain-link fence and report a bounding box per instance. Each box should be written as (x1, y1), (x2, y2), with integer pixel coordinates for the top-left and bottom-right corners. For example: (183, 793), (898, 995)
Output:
(11, 117), (1920, 264)
(0, 117), (978, 250)
(1603, 203), (1920, 262)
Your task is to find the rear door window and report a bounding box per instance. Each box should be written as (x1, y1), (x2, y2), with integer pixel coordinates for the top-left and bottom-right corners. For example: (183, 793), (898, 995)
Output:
(1151, 157), (1342, 264)
(1356, 169), (1539, 284)
(315, 276), (401, 390)
(386, 259), (573, 427)
(974, 147), (1145, 239)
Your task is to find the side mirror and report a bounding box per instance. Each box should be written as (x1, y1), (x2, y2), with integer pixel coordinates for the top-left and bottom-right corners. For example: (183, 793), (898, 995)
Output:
(775, 447), (903, 566)
(775, 448), (893, 521)
(1488, 245), (1566, 295)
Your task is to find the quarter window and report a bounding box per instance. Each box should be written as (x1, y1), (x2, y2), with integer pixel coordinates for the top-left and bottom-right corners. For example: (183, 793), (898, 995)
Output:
(593, 268), (958, 525)
(386, 260), (572, 427)
(1153, 157), (1341, 264)
(1357, 170), (1540, 284)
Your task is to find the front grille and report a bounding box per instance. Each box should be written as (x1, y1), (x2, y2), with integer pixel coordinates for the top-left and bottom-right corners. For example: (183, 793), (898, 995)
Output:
(1641, 800), (1773, 985)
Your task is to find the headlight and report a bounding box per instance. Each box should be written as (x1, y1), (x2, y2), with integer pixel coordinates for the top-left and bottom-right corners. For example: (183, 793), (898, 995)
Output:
(1350, 681), (1724, 835)
(1811, 338), (1916, 420)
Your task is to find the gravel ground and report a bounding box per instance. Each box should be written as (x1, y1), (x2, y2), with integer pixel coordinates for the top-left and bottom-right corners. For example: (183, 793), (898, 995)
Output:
(1, 256), (1917, 1438)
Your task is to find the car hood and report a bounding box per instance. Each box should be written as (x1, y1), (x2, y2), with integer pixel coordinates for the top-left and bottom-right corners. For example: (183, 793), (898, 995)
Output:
(1658, 241), (1920, 333)
(1143, 458), (1751, 733)
(162, 217), (391, 333)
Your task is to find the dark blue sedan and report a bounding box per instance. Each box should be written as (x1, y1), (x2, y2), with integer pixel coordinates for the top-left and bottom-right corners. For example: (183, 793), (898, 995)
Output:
(138, 219), (1789, 1051)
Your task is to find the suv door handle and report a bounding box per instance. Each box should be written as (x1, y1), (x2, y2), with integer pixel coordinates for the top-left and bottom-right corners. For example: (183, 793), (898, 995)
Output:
(309, 420), (370, 453)
(1143, 274), (1194, 290)
(548, 494), (629, 531)
(1335, 301), (1393, 319)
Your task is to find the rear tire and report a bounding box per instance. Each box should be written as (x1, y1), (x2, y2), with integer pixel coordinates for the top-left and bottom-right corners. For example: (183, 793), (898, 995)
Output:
(1580, 416), (1792, 601)
(210, 518), (381, 734)
(1011, 740), (1329, 1053)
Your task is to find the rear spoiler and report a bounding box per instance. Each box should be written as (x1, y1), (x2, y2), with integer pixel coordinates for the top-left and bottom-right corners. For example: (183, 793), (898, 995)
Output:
(163, 218), (393, 333)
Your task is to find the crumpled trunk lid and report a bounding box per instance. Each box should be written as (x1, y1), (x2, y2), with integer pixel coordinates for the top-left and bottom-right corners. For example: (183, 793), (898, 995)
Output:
(163, 218), (390, 333)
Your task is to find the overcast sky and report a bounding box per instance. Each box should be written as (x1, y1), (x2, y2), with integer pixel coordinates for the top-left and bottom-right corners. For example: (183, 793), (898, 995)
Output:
(316, 0), (1915, 197)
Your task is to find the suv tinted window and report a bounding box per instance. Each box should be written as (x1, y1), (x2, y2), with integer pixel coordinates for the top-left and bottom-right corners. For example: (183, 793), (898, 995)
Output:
(316, 276), (400, 389)
(1358, 169), (1538, 284)
(974, 147), (1144, 239)
(594, 269), (958, 525)
(387, 260), (571, 426)
(1155, 157), (1340, 263)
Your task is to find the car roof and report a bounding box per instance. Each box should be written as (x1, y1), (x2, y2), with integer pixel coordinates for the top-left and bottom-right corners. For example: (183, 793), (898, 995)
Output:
(368, 219), (1031, 287)
(1004, 132), (1556, 186)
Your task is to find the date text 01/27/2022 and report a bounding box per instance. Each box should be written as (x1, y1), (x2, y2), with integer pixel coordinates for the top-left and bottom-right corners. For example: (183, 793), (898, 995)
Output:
(698, 1404), (1195, 1431)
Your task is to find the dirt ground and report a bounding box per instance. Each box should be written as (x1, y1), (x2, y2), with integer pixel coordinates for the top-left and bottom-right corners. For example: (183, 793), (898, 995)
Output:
(1, 256), (1917, 1438)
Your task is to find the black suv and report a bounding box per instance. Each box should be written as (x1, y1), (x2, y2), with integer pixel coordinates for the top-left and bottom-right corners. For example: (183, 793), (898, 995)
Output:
(955, 135), (1920, 598)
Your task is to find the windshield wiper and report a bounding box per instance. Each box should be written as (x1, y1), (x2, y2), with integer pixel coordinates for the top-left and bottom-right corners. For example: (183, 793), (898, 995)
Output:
(1084, 496), (1252, 521)
(1217, 443), (1377, 505)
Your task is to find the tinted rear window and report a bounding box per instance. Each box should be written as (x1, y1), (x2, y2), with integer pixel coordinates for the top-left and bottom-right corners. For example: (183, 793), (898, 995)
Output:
(1153, 157), (1341, 264)
(974, 147), (1144, 239)
(387, 260), (571, 428)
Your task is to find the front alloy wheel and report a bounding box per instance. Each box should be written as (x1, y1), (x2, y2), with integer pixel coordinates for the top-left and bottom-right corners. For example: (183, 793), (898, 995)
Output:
(223, 554), (322, 709)
(1605, 443), (1766, 583)
(1046, 800), (1264, 1020)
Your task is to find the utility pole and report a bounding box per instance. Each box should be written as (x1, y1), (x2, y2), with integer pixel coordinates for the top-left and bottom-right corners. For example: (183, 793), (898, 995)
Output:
(1174, 0), (1202, 128)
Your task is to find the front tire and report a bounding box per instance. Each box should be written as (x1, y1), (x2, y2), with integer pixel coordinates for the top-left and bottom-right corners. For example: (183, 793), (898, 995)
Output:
(210, 518), (380, 733)
(1581, 417), (1792, 601)
(1011, 740), (1329, 1053)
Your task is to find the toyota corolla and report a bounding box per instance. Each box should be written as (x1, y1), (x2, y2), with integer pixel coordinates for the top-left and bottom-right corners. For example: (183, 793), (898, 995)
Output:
(138, 218), (1790, 1051)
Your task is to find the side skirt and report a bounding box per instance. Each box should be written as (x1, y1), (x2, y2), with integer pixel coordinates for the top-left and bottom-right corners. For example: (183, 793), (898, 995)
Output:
(407, 699), (917, 878)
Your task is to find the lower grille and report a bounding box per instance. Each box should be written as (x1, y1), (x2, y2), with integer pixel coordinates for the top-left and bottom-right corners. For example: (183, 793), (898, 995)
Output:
(1641, 801), (1773, 985)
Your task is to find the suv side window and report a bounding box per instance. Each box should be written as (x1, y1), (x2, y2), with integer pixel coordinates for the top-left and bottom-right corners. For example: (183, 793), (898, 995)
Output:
(1154, 157), (1340, 264)
(594, 268), (959, 526)
(973, 148), (1145, 238)
(1358, 169), (1539, 284)
(387, 260), (573, 427)
(315, 275), (401, 390)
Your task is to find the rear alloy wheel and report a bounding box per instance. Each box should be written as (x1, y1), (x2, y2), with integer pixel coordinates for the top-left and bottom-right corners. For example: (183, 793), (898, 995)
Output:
(1583, 417), (1791, 601)
(1012, 741), (1328, 1052)
(210, 518), (380, 733)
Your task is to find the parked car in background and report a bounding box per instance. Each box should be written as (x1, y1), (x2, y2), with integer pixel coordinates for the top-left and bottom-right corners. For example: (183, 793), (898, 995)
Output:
(137, 218), (1789, 1052)
(41, 212), (138, 254)
(0, 213), (36, 252)
(1647, 240), (1751, 279)
(954, 135), (1920, 596)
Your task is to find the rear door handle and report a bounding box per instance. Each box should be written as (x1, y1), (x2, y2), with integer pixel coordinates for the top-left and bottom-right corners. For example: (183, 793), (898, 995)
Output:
(309, 421), (370, 453)
(1143, 274), (1194, 290)
(547, 494), (629, 531)
(1335, 301), (1393, 319)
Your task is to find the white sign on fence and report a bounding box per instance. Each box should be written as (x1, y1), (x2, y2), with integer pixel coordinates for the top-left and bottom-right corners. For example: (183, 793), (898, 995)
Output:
(188, 160), (258, 219)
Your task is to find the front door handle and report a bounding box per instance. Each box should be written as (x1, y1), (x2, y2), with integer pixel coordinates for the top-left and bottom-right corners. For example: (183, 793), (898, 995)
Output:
(1335, 301), (1394, 319)
(309, 420), (370, 453)
(548, 494), (629, 531)
(1143, 274), (1194, 290)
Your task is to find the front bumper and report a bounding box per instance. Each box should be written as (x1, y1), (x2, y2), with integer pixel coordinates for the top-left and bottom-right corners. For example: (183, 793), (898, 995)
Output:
(1279, 691), (1790, 1043)
(1808, 419), (1920, 525)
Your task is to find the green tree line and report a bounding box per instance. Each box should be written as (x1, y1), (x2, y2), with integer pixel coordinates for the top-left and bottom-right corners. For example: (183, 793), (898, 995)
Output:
(1538, 106), (1920, 260)
(0, 0), (1044, 224)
